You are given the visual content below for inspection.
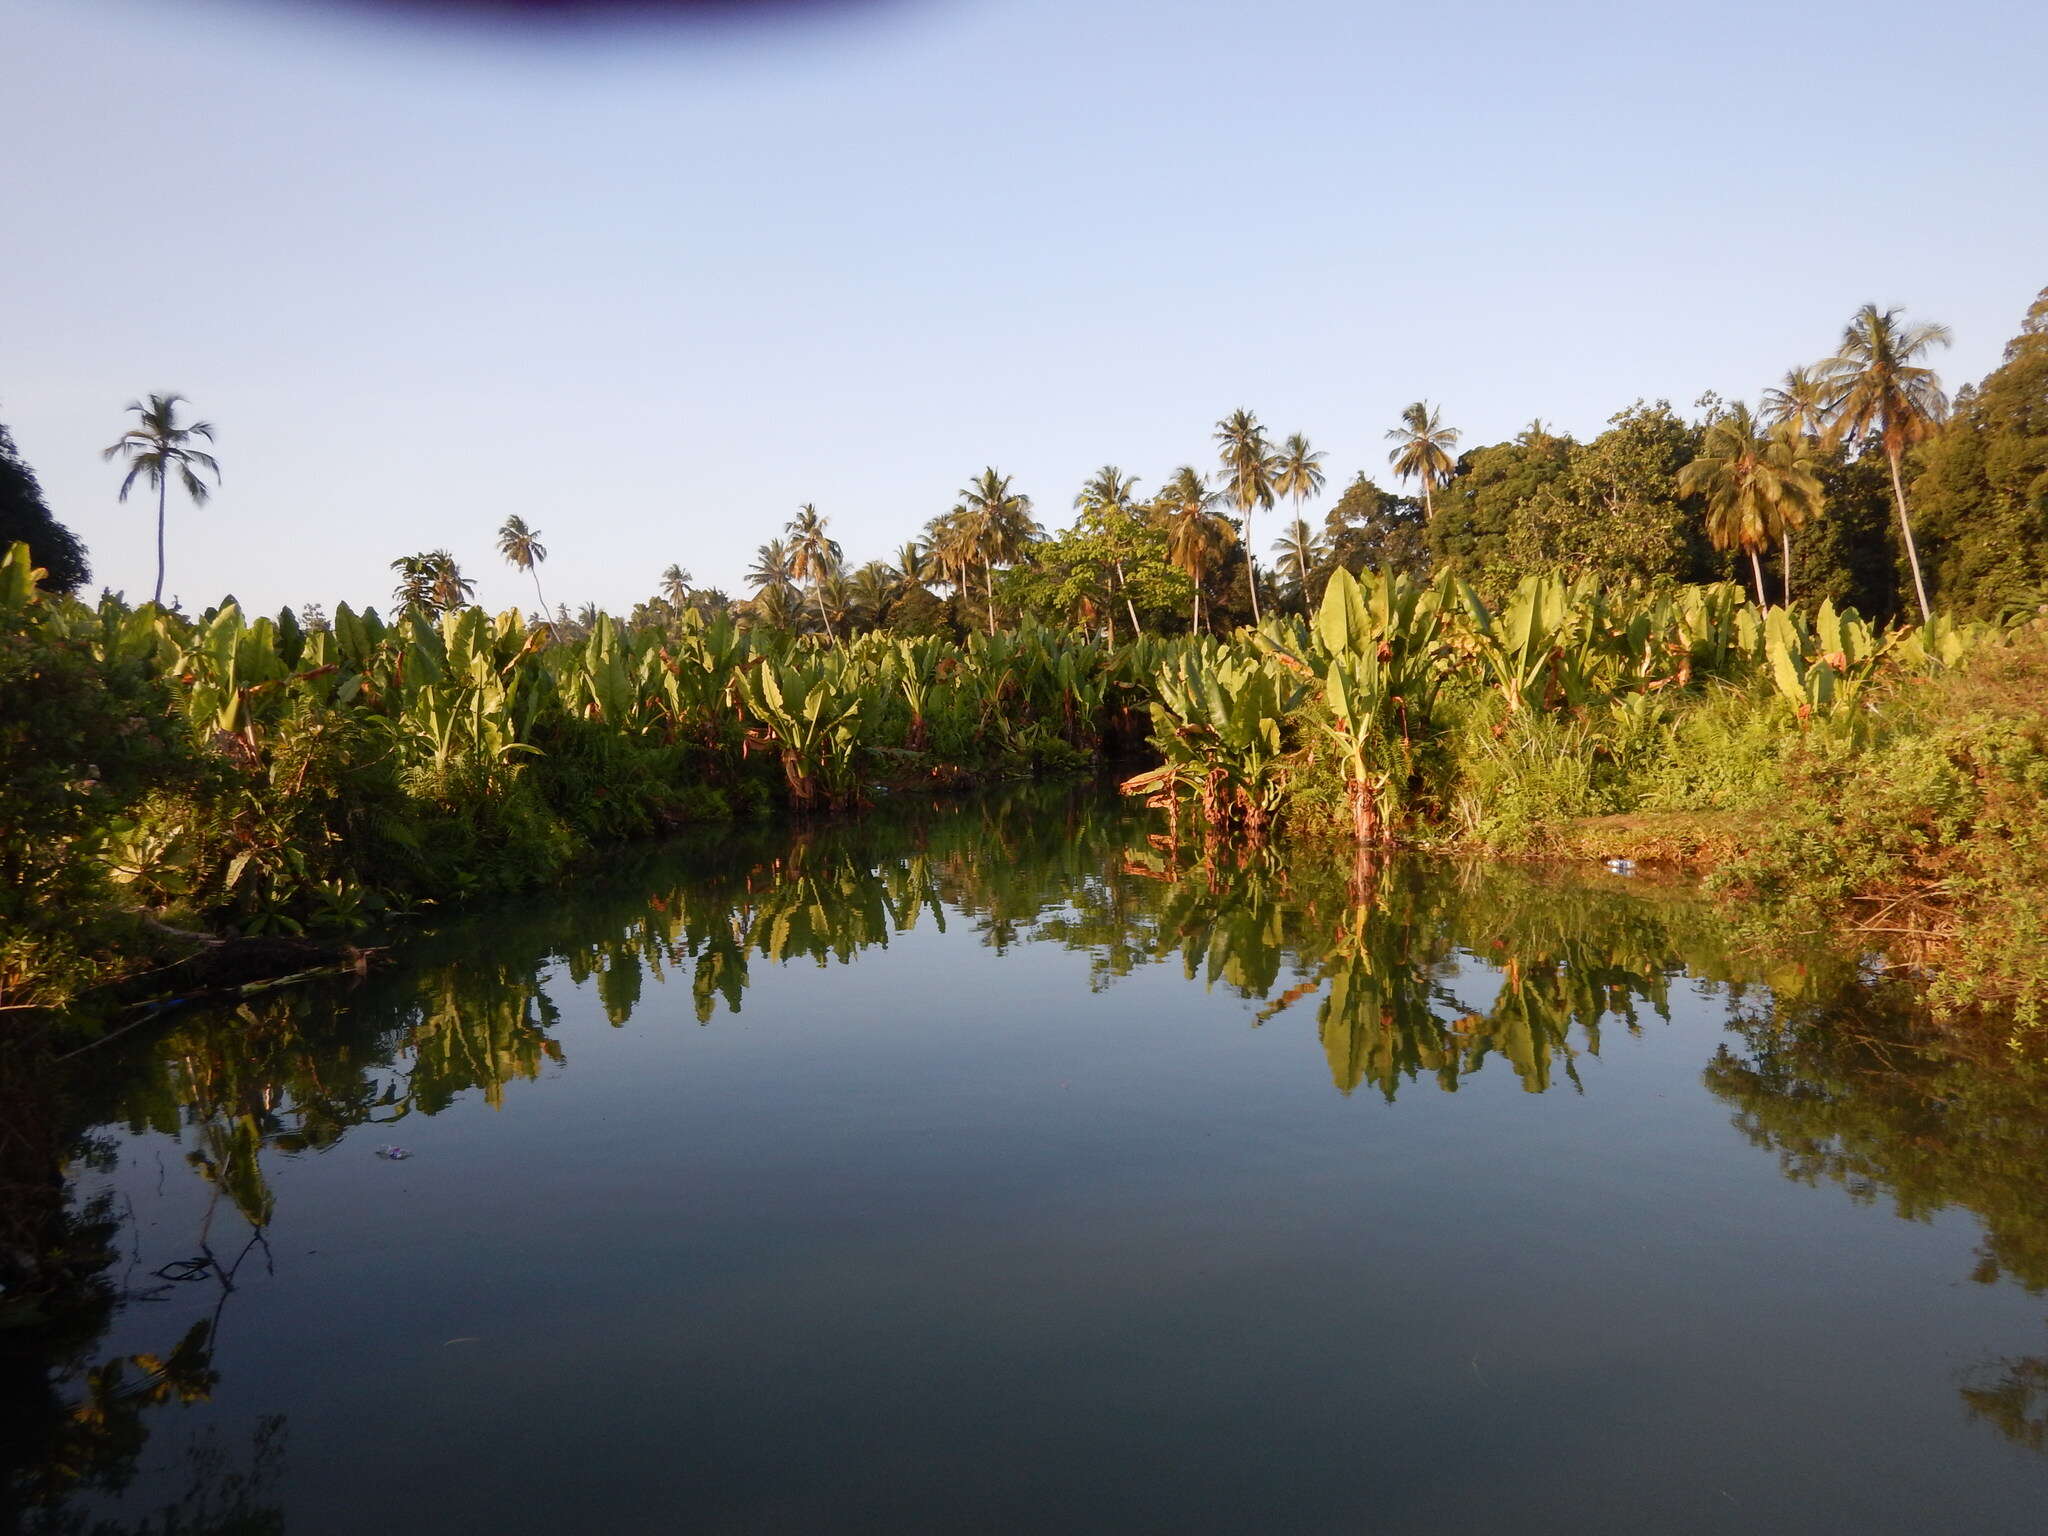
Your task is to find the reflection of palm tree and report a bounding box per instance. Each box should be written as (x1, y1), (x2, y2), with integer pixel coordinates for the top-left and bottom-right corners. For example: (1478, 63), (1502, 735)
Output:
(1384, 400), (1458, 521)
(1821, 303), (1951, 620)
(103, 393), (220, 606)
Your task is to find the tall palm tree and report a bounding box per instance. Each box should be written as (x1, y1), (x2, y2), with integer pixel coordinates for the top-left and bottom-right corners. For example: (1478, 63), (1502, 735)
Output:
(785, 504), (843, 641)
(659, 563), (692, 610)
(1214, 410), (1278, 625)
(1821, 304), (1951, 620)
(1271, 516), (1327, 610)
(1760, 366), (1831, 597)
(748, 538), (797, 599)
(1385, 401), (1459, 522)
(496, 515), (551, 617)
(1274, 432), (1327, 542)
(102, 393), (219, 606)
(1074, 464), (1146, 638)
(1155, 465), (1234, 634)
(955, 468), (1040, 634)
(921, 509), (974, 596)
(1677, 403), (1824, 607)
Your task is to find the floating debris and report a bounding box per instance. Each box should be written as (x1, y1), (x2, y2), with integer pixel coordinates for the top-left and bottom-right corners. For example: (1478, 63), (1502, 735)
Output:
(1603, 858), (1637, 876)
(374, 1145), (413, 1161)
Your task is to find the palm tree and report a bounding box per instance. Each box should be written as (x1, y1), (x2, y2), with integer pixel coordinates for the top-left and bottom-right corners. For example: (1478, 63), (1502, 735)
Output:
(848, 560), (897, 631)
(1677, 403), (1823, 607)
(1075, 464), (1146, 638)
(102, 393), (219, 606)
(1821, 304), (1951, 620)
(1760, 366), (1831, 597)
(785, 504), (843, 640)
(1155, 465), (1233, 633)
(748, 582), (803, 632)
(921, 509), (975, 597)
(497, 515), (551, 617)
(391, 549), (475, 613)
(1271, 516), (1327, 610)
(955, 468), (1040, 634)
(1214, 409), (1278, 624)
(659, 563), (692, 610)
(748, 538), (797, 598)
(1385, 401), (1459, 522)
(894, 539), (933, 597)
(1274, 432), (1327, 542)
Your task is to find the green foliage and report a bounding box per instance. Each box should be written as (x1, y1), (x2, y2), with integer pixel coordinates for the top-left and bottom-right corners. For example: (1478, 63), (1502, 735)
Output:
(0, 546), (188, 1004)
(0, 419), (89, 594)
(1912, 287), (2048, 619)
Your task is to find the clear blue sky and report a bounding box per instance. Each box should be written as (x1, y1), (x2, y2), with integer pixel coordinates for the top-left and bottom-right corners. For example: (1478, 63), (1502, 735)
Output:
(4, 0), (2043, 617)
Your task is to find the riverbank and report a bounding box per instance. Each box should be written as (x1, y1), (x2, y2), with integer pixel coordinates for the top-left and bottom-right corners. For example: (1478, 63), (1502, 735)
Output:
(1462, 631), (2048, 1028)
(9, 541), (2046, 1034)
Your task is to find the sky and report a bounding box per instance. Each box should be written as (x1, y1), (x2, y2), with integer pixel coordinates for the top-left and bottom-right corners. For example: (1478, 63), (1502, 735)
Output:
(4, 0), (2045, 618)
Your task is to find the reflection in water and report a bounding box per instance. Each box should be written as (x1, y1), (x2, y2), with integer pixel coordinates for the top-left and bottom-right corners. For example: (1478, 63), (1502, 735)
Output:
(8, 784), (2048, 1527)
(1706, 985), (2048, 1453)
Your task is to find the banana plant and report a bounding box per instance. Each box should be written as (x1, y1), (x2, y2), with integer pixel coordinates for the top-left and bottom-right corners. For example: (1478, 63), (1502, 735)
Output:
(1259, 568), (1448, 844)
(736, 655), (868, 810)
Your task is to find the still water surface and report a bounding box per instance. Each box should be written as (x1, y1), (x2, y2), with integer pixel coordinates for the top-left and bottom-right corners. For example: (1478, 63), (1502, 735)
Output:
(24, 787), (2048, 1533)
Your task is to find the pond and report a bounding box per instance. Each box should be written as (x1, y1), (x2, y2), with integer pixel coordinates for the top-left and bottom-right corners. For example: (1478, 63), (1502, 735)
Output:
(11, 785), (2048, 1534)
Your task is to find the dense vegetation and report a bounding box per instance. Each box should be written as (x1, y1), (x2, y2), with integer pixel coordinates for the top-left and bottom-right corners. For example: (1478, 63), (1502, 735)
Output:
(5, 289), (2047, 1022)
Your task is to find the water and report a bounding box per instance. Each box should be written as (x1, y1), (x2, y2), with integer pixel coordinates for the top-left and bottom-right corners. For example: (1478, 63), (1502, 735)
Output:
(11, 787), (2047, 1533)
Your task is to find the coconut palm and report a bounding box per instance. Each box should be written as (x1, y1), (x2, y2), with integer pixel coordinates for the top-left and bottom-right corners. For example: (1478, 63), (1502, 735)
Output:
(748, 538), (797, 599)
(659, 564), (692, 610)
(1075, 464), (1146, 637)
(1271, 516), (1327, 610)
(1760, 367), (1831, 597)
(1677, 403), (1824, 607)
(785, 504), (843, 641)
(847, 560), (897, 630)
(496, 515), (551, 617)
(1155, 465), (1234, 633)
(1274, 432), (1327, 537)
(1385, 401), (1459, 522)
(102, 393), (220, 606)
(1214, 409), (1278, 624)
(1821, 304), (1951, 620)
(894, 539), (934, 597)
(922, 510), (974, 596)
(955, 468), (1040, 634)
(747, 581), (803, 632)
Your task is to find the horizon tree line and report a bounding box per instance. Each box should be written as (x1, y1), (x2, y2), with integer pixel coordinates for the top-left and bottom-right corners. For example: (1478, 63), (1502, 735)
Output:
(27, 295), (2030, 628)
